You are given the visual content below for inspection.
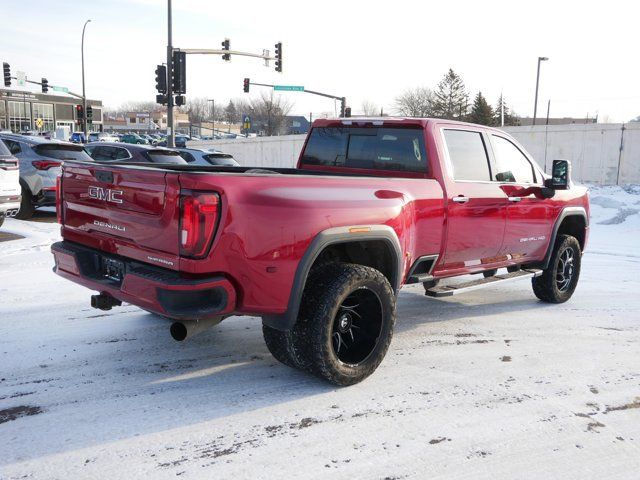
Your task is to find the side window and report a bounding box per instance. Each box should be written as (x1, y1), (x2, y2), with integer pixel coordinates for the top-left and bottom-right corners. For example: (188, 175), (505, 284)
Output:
(178, 151), (196, 163)
(114, 148), (130, 160)
(443, 129), (491, 181)
(4, 140), (22, 155)
(491, 136), (536, 183)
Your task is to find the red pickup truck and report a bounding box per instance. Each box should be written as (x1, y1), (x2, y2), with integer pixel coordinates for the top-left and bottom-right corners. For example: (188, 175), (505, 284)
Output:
(52, 118), (589, 385)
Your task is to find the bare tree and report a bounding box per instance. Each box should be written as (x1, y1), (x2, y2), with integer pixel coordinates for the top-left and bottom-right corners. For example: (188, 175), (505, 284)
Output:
(361, 100), (379, 116)
(236, 92), (293, 136)
(185, 97), (210, 124)
(394, 87), (435, 117)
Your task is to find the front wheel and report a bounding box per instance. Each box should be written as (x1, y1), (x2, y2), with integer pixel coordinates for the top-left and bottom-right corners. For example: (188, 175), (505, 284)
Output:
(532, 234), (582, 303)
(288, 263), (396, 386)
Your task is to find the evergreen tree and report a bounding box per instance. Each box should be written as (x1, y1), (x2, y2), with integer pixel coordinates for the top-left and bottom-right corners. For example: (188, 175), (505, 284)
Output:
(432, 69), (468, 120)
(224, 100), (237, 125)
(493, 94), (520, 126)
(468, 92), (494, 125)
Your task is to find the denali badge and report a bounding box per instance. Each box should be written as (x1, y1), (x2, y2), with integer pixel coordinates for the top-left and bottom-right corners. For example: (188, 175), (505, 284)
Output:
(93, 220), (126, 232)
(88, 186), (123, 204)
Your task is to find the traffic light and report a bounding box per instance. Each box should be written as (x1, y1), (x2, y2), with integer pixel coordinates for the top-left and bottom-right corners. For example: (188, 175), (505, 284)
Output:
(155, 65), (167, 94)
(221, 39), (230, 61)
(243, 77), (250, 93)
(156, 94), (167, 105)
(41, 78), (48, 93)
(3, 62), (10, 87)
(344, 107), (352, 118)
(172, 51), (186, 94)
(274, 42), (282, 72)
(175, 95), (185, 107)
(76, 104), (84, 120)
(340, 97), (346, 117)
(86, 105), (93, 121)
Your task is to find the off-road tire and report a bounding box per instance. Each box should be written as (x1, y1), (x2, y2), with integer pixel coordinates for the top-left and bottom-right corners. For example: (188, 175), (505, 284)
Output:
(532, 234), (581, 303)
(15, 186), (35, 220)
(287, 263), (396, 386)
(482, 269), (497, 278)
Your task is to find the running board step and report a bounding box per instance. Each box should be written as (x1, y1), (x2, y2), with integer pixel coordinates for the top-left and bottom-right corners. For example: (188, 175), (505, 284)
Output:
(425, 269), (543, 297)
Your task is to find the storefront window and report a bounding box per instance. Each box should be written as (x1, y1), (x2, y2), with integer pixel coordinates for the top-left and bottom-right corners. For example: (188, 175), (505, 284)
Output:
(0, 100), (6, 130)
(8, 101), (32, 132)
(32, 103), (55, 132)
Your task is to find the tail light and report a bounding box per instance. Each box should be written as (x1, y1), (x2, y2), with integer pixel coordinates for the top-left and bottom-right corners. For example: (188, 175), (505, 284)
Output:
(179, 191), (220, 258)
(56, 175), (63, 224)
(33, 160), (62, 170)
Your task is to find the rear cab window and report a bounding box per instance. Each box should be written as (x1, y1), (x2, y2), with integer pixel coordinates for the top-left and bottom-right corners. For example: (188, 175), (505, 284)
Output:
(300, 127), (428, 174)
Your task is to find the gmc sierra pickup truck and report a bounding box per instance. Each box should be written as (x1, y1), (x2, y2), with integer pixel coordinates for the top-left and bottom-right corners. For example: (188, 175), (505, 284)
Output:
(52, 118), (589, 385)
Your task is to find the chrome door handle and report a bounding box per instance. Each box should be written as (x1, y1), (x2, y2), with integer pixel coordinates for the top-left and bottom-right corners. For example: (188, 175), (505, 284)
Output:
(508, 197), (522, 202)
(452, 195), (469, 204)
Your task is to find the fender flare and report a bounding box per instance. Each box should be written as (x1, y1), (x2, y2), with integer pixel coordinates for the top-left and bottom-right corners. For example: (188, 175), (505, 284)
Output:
(262, 225), (403, 331)
(540, 206), (588, 269)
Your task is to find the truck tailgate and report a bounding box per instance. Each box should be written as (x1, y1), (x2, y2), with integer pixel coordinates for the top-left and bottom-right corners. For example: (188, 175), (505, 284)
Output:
(61, 163), (181, 269)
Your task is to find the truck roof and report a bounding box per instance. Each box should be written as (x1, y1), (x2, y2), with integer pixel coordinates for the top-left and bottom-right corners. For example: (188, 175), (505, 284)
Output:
(310, 117), (503, 132)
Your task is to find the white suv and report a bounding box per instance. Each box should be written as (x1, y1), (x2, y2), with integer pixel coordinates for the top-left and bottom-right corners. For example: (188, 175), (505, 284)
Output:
(0, 140), (21, 227)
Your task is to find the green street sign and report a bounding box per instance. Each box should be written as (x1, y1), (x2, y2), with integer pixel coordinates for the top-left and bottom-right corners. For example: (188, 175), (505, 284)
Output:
(52, 86), (69, 93)
(273, 85), (304, 92)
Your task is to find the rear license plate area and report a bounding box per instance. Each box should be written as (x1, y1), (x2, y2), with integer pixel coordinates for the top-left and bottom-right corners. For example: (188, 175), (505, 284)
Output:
(102, 257), (125, 282)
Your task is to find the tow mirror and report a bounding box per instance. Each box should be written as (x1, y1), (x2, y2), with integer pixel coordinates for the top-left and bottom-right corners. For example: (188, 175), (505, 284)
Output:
(545, 159), (571, 190)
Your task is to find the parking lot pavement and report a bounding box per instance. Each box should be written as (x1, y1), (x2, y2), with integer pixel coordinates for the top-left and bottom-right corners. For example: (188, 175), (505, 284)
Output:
(0, 186), (638, 479)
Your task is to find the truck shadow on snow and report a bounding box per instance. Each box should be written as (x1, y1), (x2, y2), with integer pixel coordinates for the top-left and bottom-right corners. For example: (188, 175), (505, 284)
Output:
(1, 287), (554, 464)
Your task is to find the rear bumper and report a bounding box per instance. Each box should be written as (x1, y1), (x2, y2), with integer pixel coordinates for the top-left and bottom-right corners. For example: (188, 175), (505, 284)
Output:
(51, 241), (236, 320)
(0, 194), (21, 213)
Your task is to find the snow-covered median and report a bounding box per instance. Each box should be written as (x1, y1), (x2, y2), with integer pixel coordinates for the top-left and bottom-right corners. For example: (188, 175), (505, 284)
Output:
(0, 187), (638, 479)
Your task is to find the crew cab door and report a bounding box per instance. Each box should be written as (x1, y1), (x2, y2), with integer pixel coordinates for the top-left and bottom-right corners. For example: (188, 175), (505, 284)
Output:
(488, 134), (555, 261)
(438, 128), (508, 273)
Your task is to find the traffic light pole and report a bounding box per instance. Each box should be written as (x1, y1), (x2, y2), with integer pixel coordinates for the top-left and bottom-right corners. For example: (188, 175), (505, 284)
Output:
(166, 0), (175, 148)
(247, 81), (348, 117)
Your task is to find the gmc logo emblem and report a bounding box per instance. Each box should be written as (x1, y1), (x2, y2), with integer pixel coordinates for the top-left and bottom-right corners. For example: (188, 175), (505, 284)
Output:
(88, 186), (123, 204)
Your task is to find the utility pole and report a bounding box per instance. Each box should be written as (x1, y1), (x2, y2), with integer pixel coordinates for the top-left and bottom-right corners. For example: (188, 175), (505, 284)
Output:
(166, 0), (175, 147)
(533, 56), (549, 126)
(81, 19), (91, 136)
(208, 99), (215, 137)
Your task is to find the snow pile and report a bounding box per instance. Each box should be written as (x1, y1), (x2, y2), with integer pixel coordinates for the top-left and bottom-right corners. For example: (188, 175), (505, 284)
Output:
(587, 184), (640, 256)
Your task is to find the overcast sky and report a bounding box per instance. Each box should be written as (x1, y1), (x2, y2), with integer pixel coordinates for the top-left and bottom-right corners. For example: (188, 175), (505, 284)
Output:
(2, 0), (638, 121)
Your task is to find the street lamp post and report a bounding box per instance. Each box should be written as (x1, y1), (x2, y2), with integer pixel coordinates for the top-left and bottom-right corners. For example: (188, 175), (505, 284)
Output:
(208, 99), (215, 137)
(533, 56), (549, 126)
(81, 19), (91, 137)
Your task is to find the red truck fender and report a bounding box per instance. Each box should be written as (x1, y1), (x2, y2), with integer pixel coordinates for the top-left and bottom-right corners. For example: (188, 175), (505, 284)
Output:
(538, 206), (589, 270)
(262, 224), (403, 331)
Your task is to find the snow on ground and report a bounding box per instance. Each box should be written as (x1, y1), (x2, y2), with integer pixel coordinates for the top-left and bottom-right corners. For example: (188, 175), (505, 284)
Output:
(0, 188), (639, 480)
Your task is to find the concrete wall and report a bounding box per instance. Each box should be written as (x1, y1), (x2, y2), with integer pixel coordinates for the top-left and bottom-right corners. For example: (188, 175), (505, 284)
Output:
(190, 134), (306, 168)
(191, 123), (640, 184)
(502, 123), (640, 184)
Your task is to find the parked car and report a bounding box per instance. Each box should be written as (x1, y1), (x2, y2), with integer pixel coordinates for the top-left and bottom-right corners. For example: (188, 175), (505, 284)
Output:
(120, 134), (149, 145)
(156, 135), (189, 148)
(52, 117), (589, 386)
(84, 142), (187, 164)
(0, 133), (93, 219)
(173, 147), (240, 167)
(0, 139), (21, 227)
(69, 132), (86, 144)
(88, 132), (119, 143)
